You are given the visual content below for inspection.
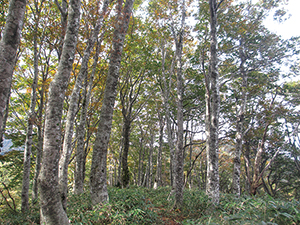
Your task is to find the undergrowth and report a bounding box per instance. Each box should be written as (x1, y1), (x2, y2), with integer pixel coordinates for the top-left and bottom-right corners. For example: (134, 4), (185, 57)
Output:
(0, 187), (299, 224)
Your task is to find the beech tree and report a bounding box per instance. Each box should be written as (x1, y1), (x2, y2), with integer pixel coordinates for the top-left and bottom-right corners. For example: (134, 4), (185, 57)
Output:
(90, 0), (134, 205)
(38, 0), (81, 223)
(205, 0), (221, 204)
(0, 0), (27, 147)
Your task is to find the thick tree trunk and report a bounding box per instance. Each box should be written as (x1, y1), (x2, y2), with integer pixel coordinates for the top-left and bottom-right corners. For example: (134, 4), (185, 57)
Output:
(38, 0), (81, 223)
(205, 0), (220, 204)
(21, 22), (40, 211)
(0, 0), (26, 146)
(90, 0), (134, 205)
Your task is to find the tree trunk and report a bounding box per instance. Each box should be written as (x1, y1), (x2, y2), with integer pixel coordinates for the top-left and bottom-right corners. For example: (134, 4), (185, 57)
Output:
(21, 18), (40, 211)
(90, 0), (134, 205)
(154, 113), (164, 188)
(0, 0), (26, 146)
(74, 39), (102, 194)
(170, 0), (186, 209)
(32, 86), (44, 203)
(205, 0), (220, 204)
(232, 39), (248, 196)
(160, 39), (175, 188)
(38, 0), (81, 223)
(121, 119), (131, 187)
(58, 0), (109, 208)
(146, 132), (154, 188)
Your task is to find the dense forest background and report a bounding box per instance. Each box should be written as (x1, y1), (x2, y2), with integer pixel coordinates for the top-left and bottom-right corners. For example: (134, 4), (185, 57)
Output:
(0, 0), (300, 224)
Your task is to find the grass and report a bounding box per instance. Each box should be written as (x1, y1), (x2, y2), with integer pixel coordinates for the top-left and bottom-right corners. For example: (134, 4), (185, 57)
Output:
(0, 186), (299, 224)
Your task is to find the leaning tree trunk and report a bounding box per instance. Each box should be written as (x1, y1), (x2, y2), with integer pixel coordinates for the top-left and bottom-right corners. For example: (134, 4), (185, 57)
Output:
(21, 18), (40, 211)
(90, 0), (134, 205)
(38, 0), (81, 224)
(58, 0), (109, 209)
(205, 0), (220, 204)
(0, 0), (26, 146)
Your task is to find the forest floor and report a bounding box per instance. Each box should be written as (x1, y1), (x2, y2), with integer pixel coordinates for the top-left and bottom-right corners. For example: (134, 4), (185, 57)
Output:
(1, 186), (300, 224)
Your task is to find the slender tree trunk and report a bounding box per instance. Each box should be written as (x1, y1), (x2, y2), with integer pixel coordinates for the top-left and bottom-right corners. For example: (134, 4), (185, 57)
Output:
(0, 0), (26, 146)
(250, 124), (269, 195)
(74, 39), (101, 194)
(38, 0), (81, 223)
(137, 136), (144, 186)
(155, 114), (164, 188)
(232, 39), (248, 196)
(170, 0), (186, 209)
(160, 39), (175, 188)
(21, 20), (40, 211)
(90, 0), (134, 205)
(121, 119), (131, 187)
(205, 0), (220, 204)
(146, 132), (154, 188)
(58, 0), (109, 208)
(32, 86), (44, 202)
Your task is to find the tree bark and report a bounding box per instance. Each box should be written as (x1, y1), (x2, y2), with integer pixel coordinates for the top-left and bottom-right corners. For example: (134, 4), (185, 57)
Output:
(121, 119), (131, 187)
(21, 14), (41, 211)
(32, 85), (44, 203)
(232, 39), (248, 196)
(38, 0), (81, 223)
(58, 0), (109, 208)
(205, 0), (220, 204)
(90, 0), (134, 205)
(170, 0), (186, 209)
(159, 39), (175, 188)
(154, 112), (164, 188)
(0, 0), (26, 147)
(74, 39), (102, 194)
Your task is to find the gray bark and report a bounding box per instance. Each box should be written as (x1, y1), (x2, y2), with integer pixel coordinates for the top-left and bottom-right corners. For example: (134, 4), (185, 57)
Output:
(0, 0), (26, 147)
(232, 39), (248, 196)
(170, 0), (185, 209)
(21, 15), (40, 211)
(205, 0), (220, 204)
(90, 0), (134, 205)
(38, 0), (81, 223)
(146, 132), (154, 188)
(160, 39), (175, 188)
(74, 39), (102, 194)
(120, 69), (144, 187)
(58, 0), (109, 208)
(32, 86), (44, 202)
(154, 112), (164, 188)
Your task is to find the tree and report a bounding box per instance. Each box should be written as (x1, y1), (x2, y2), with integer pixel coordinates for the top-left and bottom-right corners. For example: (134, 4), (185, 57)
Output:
(0, 0), (27, 147)
(21, 0), (46, 211)
(58, 0), (109, 209)
(90, 0), (134, 205)
(38, 0), (81, 223)
(205, 0), (221, 204)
